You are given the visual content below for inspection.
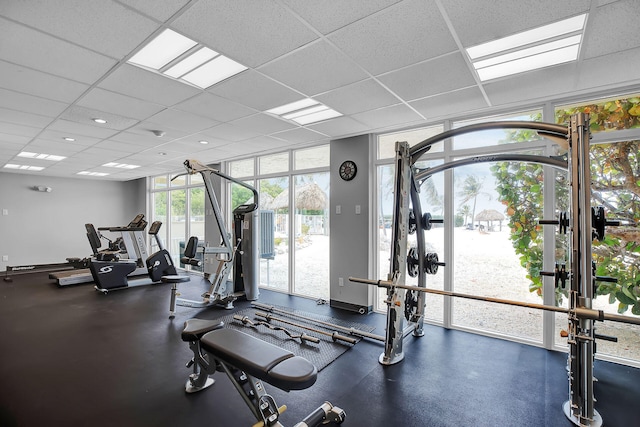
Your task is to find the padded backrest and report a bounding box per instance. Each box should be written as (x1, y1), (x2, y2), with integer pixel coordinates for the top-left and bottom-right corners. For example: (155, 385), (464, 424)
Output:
(85, 223), (101, 254)
(184, 236), (198, 258)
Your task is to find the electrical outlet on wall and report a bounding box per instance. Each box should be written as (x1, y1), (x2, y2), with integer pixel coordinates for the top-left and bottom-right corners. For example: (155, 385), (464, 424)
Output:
(2, 255), (8, 262)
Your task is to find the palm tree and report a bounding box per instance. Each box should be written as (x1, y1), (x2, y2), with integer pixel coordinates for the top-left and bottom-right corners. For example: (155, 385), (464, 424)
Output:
(457, 204), (472, 226)
(457, 175), (491, 228)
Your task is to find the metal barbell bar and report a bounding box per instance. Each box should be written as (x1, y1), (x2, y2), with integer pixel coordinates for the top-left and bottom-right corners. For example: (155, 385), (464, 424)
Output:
(348, 276), (640, 326)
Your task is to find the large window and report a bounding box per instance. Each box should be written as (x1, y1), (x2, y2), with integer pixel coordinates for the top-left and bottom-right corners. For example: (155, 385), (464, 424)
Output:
(228, 144), (331, 300)
(150, 172), (205, 268)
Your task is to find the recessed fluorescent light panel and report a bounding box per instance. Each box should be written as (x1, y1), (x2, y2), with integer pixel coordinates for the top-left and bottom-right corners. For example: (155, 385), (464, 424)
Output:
(77, 171), (110, 177)
(4, 163), (45, 171)
(103, 162), (140, 169)
(466, 14), (587, 81)
(128, 29), (247, 89)
(18, 152), (66, 161)
(267, 98), (342, 125)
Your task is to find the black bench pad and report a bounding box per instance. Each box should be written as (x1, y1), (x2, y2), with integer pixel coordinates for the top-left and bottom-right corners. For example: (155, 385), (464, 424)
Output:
(182, 319), (224, 341)
(201, 328), (317, 391)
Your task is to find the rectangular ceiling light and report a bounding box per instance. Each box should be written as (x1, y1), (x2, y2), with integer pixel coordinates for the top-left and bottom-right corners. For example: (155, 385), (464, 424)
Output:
(77, 171), (110, 177)
(267, 98), (342, 125)
(181, 55), (247, 89)
(4, 163), (45, 171)
(164, 47), (218, 78)
(102, 162), (140, 169)
(467, 14), (587, 81)
(129, 29), (197, 70)
(128, 29), (247, 89)
(18, 151), (66, 161)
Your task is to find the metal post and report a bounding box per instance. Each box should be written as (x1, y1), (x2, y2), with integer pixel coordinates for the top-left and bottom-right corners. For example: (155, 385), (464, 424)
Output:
(563, 113), (602, 427)
(380, 141), (411, 365)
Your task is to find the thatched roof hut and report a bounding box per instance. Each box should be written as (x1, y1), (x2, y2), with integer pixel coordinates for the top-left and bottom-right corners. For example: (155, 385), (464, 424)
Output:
(474, 209), (505, 231)
(270, 183), (327, 211)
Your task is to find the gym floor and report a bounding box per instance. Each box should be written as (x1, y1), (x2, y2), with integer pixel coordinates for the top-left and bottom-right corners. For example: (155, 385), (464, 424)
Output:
(1, 272), (639, 427)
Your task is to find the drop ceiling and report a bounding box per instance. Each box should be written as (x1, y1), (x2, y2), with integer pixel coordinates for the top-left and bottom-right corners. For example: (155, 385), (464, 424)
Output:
(1, 0), (639, 181)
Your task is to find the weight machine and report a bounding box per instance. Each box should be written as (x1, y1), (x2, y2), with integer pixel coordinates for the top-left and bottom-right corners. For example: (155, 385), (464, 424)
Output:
(349, 114), (640, 427)
(168, 159), (259, 317)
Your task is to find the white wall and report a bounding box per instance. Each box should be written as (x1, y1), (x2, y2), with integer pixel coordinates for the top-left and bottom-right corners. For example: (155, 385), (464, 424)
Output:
(0, 172), (146, 270)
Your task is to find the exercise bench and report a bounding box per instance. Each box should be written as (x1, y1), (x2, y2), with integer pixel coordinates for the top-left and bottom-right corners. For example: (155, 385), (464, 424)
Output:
(181, 318), (346, 427)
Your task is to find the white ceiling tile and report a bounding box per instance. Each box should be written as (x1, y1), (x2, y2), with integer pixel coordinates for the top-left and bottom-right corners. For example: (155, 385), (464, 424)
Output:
(110, 131), (168, 147)
(307, 116), (369, 137)
(577, 47), (640, 91)
(25, 139), (90, 156)
(0, 60), (90, 103)
(259, 40), (368, 96)
(78, 88), (164, 121)
(281, 0), (402, 35)
(0, 121), (41, 138)
(201, 123), (261, 142)
(0, 108), (53, 129)
(442, 0), (590, 47)
(270, 127), (328, 144)
(582, 1), (640, 59)
(0, 17), (116, 84)
(378, 53), (477, 101)
(209, 70), (303, 111)
(126, 122), (189, 142)
(329, 0), (457, 75)
(351, 104), (425, 130)
(315, 79), (399, 115)
(145, 109), (219, 133)
(60, 106), (139, 131)
(172, 133), (229, 148)
(0, 132), (32, 145)
(37, 129), (102, 146)
(231, 113), (297, 135)
(172, 0), (318, 67)
(0, 88), (68, 118)
(410, 87), (489, 121)
(48, 119), (120, 139)
(92, 140), (147, 154)
(483, 62), (579, 107)
(173, 93), (256, 122)
(98, 64), (201, 107)
(119, 0), (191, 22)
(0, 0), (158, 59)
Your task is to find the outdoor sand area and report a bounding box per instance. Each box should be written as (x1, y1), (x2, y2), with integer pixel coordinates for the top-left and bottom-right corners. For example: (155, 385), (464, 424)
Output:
(262, 226), (639, 364)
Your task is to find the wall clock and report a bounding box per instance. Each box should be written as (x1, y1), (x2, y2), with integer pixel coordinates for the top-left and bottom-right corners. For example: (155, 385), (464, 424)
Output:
(339, 160), (357, 181)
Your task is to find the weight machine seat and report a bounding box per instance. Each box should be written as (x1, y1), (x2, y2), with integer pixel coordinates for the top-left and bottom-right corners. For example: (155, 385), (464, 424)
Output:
(200, 328), (318, 392)
(181, 318), (224, 342)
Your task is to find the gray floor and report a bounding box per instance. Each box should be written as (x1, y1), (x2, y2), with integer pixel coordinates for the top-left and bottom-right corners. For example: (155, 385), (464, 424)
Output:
(1, 271), (638, 427)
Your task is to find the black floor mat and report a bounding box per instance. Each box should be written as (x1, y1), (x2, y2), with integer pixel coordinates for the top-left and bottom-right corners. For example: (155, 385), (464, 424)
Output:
(216, 305), (377, 371)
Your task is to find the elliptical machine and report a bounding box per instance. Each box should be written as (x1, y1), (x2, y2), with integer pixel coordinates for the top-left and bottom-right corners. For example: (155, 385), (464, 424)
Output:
(87, 219), (177, 293)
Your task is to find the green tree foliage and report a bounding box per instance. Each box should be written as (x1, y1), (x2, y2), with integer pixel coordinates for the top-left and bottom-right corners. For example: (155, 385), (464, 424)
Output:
(492, 97), (640, 314)
(231, 184), (254, 210)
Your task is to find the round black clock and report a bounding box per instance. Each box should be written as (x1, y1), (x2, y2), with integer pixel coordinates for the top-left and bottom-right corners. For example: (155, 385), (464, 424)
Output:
(339, 160), (357, 181)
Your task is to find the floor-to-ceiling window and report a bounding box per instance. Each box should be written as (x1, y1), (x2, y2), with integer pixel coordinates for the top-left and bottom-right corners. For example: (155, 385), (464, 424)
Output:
(149, 171), (205, 268)
(227, 144), (331, 300)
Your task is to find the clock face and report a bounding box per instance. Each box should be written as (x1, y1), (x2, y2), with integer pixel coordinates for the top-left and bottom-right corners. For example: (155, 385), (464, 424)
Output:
(339, 160), (357, 181)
